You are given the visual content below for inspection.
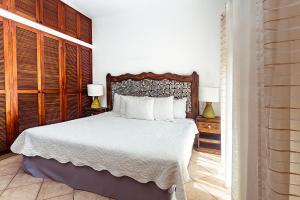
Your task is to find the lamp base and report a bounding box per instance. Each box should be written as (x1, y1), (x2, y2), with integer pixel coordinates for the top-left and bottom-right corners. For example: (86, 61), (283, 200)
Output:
(202, 102), (216, 119)
(91, 97), (101, 109)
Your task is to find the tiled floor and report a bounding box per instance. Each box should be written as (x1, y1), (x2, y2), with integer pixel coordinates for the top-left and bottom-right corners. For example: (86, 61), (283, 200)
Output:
(0, 150), (230, 200)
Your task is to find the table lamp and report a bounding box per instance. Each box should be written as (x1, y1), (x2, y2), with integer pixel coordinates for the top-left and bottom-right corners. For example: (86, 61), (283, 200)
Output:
(87, 84), (104, 109)
(200, 87), (220, 118)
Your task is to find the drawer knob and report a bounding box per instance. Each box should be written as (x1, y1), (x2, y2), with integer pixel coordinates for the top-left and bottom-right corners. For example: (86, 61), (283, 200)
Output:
(208, 124), (212, 129)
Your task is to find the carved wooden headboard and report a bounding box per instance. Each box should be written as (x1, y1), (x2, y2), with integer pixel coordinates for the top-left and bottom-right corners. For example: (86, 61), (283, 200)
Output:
(106, 72), (199, 119)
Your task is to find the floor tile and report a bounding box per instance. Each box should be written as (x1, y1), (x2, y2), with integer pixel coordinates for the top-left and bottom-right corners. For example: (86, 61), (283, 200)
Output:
(197, 176), (229, 200)
(37, 180), (73, 200)
(7, 169), (42, 189)
(0, 154), (16, 162)
(0, 182), (41, 200)
(189, 163), (212, 181)
(74, 190), (111, 200)
(0, 174), (15, 191)
(47, 193), (74, 200)
(0, 162), (20, 177)
(185, 181), (216, 200)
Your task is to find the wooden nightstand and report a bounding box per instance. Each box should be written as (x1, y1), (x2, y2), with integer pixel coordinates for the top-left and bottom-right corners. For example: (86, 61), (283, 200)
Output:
(84, 107), (107, 116)
(195, 116), (221, 154)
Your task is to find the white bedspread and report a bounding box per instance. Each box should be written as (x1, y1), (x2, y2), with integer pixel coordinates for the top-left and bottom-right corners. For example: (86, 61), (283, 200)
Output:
(11, 112), (198, 200)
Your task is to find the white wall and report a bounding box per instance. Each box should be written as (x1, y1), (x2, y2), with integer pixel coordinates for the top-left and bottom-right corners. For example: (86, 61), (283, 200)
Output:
(92, 0), (225, 113)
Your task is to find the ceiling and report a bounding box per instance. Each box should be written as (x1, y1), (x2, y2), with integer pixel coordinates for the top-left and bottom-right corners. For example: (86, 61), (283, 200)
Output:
(61, 0), (156, 19)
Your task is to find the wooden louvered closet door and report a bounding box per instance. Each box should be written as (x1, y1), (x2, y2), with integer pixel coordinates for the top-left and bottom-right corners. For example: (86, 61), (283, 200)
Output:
(13, 24), (40, 134)
(80, 46), (92, 113)
(63, 5), (77, 38)
(64, 42), (79, 120)
(79, 15), (92, 44)
(0, 19), (9, 153)
(0, 0), (8, 9)
(12, 0), (39, 21)
(41, 34), (62, 125)
(40, 0), (60, 30)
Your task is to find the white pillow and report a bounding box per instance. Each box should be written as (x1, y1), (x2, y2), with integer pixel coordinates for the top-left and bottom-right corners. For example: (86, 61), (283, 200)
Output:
(112, 93), (122, 113)
(120, 95), (147, 116)
(153, 96), (174, 121)
(125, 97), (155, 120)
(173, 98), (187, 119)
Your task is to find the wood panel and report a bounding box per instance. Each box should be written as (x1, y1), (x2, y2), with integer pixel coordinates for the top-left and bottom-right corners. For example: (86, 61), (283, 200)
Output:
(13, 23), (40, 135)
(81, 92), (91, 112)
(79, 14), (92, 44)
(13, 0), (39, 21)
(80, 47), (92, 91)
(42, 35), (60, 90)
(0, 21), (4, 90)
(16, 26), (38, 90)
(44, 93), (60, 124)
(0, 94), (7, 152)
(0, 20), (92, 154)
(63, 5), (77, 37)
(65, 43), (78, 91)
(66, 93), (78, 120)
(40, 0), (60, 30)
(0, 0), (8, 10)
(41, 34), (62, 124)
(8, 0), (92, 44)
(18, 93), (39, 133)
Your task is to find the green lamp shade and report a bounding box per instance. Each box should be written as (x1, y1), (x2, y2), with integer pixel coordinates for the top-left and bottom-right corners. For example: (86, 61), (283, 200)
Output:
(202, 102), (215, 118)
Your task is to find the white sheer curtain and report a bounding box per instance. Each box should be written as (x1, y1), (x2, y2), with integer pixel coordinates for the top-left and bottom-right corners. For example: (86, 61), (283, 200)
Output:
(224, 0), (259, 200)
(227, 0), (300, 200)
(258, 0), (300, 199)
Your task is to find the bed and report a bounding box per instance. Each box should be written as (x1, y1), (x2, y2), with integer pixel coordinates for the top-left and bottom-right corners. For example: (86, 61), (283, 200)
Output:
(11, 72), (200, 200)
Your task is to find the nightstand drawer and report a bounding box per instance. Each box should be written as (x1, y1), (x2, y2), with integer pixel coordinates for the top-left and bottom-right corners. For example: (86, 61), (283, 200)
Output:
(197, 122), (220, 134)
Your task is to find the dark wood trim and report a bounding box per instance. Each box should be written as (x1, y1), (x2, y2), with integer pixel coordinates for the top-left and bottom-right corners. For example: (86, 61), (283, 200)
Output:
(3, 18), (12, 147)
(106, 72), (200, 119)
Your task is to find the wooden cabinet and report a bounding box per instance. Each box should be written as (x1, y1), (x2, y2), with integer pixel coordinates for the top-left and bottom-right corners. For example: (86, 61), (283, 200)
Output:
(0, 0), (8, 9)
(64, 42), (79, 120)
(63, 5), (78, 38)
(0, 19), (8, 153)
(80, 46), (92, 91)
(79, 14), (92, 44)
(41, 34), (62, 125)
(4, 0), (92, 44)
(40, 0), (61, 30)
(13, 24), (40, 134)
(195, 116), (221, 155)
(11, 0), (39, 21)
(0, 20), (92, 155)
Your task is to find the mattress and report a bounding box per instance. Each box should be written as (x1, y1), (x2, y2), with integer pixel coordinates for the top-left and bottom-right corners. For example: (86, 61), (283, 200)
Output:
(11, 112), (198, 200)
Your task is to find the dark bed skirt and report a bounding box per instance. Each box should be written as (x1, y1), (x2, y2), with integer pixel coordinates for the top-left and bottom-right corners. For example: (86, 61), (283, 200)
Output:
(22, 156), (174, 200)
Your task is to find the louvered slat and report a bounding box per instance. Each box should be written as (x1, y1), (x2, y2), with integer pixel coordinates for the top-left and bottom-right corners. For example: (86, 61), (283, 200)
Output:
(18, 94), (39, 133)
(64, 5), (77, 37)
(16, 27), (37, 90)
(81, 48), (91, 91)
(80, 15), (92, 44)
(44, 93), (60, 124)
(65, 43), (78, 91)
(66, 93), (78, 120)
(0, 95), (7, 152)
(0, 21), (4, 90)
(82, 93), (91, 111)
(15, 0), (37, 20)
(43, 36), (59, 90)
(42, 0), (59, 29)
